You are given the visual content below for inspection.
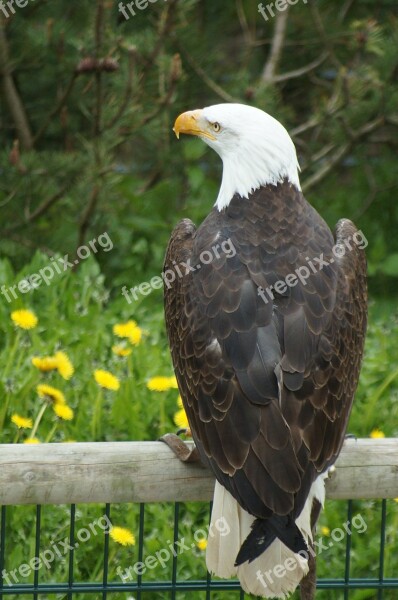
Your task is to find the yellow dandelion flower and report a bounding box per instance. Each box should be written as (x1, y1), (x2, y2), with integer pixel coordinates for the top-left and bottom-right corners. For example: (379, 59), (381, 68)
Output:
(113, 320), (135, 338)
(196, 538), (207, 551)
(32, 356), (58, 372)
(37, 383), (66, 405)
(394, 498), (398, 503)
(32, 352), (74, 379)
(320, 526), (330, 536)
(128, 327), (142, 346)
(24, 437), (40, 444)
(53, 403), (74, 421)
(11, 309), (38, 330)
(174, 408), (189, 429)
(11, 414), (33, 429)
(94, 369), (120, 391)
(370, 429), (385, 439)
(54, 351), (74, 380)
(147, 376), (174, 392)
(113, 320), (142, 346)
(112, 345), (132, 357)
(177, 395), (183, 408)
(110, 526), (136, 546)
(168, 375), (178, 389)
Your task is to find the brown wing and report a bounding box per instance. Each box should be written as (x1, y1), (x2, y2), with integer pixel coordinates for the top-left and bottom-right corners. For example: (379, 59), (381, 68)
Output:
(164, 182), (367, 520)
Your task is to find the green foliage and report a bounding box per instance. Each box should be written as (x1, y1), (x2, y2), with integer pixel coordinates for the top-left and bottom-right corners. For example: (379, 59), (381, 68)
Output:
(0, 0), (397, 294)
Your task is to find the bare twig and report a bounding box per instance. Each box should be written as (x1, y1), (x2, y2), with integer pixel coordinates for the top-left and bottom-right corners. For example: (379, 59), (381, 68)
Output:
(310, 142), (336, 164)
(141, 0), (179, 76)
(271, 51), (329, 83)
(291, 116), (320, 137)
(6, 233), (54, 256)
(28, 186), (69, 223)
(178, 44), (240, 103)
(2, 185), (69, 233)
(352, 163), (377, 220)
(302, 143), (350, 192)
(292, 77), (345, 154)
(302, 117), (384, 192)
(386, 114), (398, 127)
(261, 6), (290, 83)
(339, 0), (356, 22)
(33, 73), (77, 144)
(106, 48), (137, 130)
(309, 2), (342, 70)
(138, 68), (179, 128)
(77, 185), (100, 251)
(94, 0), (105, 137)
(236, 0), (252, 47)
(0, 19), (33, 149)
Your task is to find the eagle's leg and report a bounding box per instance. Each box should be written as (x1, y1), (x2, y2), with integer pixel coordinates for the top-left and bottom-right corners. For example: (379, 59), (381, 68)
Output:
(159, 432), (201, 463)
(299, 498), (322, 600)
(300, 549), (316, 600)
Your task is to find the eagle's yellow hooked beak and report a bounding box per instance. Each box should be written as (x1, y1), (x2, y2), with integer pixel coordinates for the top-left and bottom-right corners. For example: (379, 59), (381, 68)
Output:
(173, 109), (216, 141)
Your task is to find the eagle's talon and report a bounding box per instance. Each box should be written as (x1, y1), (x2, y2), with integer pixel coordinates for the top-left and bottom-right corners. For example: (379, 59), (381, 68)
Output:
(177, 427), (192, 437)
(345, 433), (357, 440)
(159, 433), (201, 463)
(324, 465), (336, 482)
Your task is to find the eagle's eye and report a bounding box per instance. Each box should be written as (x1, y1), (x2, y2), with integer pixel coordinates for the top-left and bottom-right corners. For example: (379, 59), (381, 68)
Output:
(212, 122), (221, 133)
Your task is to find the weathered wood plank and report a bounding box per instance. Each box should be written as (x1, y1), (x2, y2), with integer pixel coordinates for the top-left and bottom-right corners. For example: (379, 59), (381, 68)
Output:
(0, 439), (397, 506)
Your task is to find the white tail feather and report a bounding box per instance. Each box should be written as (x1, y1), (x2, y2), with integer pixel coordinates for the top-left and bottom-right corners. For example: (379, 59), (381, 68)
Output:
(206, 476), (327, 598)
(205, 479), (240, 578)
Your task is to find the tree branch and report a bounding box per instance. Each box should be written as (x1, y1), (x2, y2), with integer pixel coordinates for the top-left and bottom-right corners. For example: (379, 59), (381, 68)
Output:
(94, 0), (105, 137)
(76, 185), (100, 253)
(302, 117), (384, 192)
(2, 185), (69, 233)
(106, 47), (137, 130)
(0, 19), (33, 149)
(261, 6), (290, 83)
(138, 54), (181, 128)
(33, 72), (77, 145)
(271, 51), (329, 84)
(178, 44), (240, 103)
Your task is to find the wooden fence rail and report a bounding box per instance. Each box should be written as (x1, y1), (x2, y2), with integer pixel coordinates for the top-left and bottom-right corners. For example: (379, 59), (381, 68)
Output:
(0, 438), (397, 506)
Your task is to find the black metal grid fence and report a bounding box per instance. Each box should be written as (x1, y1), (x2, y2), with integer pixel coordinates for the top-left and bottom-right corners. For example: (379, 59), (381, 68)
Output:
(1, 499), (398, 599)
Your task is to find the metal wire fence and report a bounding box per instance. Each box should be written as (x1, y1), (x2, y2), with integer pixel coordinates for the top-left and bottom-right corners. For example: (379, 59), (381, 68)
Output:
(1, 498), (398, 599)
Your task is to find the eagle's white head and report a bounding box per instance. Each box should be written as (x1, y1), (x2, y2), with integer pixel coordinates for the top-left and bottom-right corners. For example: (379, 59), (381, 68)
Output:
(173, 103), (301, 211)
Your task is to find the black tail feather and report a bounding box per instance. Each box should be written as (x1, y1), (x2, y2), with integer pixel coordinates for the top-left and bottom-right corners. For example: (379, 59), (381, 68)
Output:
(234, 515), (308, 566)
(234, 519), (275, 566)
(268, 515), (308, 554)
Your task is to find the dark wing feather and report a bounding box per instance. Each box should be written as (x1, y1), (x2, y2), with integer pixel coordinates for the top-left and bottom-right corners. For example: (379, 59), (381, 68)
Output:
(164, 181), (367, 523)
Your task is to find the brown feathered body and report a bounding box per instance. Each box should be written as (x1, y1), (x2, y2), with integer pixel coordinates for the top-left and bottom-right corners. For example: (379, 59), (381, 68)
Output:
(164, 180), (367, 597)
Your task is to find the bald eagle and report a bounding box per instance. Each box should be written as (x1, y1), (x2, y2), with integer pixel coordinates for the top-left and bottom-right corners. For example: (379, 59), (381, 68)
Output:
(164, 103), (367, 599)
